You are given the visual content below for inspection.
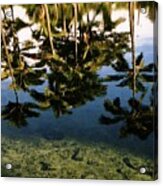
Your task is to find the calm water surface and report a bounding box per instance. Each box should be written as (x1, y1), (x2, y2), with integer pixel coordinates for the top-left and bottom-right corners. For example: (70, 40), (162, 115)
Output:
(1, 8), (155, 159)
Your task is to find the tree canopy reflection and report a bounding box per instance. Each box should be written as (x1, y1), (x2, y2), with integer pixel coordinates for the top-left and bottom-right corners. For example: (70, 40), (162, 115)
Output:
(1, 2), (157, 139)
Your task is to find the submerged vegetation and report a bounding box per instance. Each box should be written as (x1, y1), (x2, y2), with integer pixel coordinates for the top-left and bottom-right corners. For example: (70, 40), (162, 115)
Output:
(1, 136), (155, 180)
(1, 2), (158, 180)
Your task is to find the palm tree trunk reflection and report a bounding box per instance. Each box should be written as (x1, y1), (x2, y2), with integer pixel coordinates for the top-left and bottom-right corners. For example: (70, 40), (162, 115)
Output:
(129, 2), (136, 97)
(2, 26), (19, 104)
(73, 3), (78, 64)
(1, 25), (14, 82)
(43, 4), (55, 56)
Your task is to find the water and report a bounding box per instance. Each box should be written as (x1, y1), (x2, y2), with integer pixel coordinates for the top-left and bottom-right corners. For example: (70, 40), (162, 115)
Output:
(2, 36), (155, 158)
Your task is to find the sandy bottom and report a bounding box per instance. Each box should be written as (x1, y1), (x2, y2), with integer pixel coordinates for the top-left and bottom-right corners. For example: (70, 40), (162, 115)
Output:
(1, 136), (156, 180)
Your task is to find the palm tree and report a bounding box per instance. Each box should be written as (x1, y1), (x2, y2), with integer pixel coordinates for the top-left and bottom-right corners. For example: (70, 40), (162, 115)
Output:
(1, 23), (15, 83)
(73, 3), (78, 64)
(60, 4), (67, 33)
(100, 95), (155, 140)
(43, 4), (55, 56)
(129, 2), (136, 94)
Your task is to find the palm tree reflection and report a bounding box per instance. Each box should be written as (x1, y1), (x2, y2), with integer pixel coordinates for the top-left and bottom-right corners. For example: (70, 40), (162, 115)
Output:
(29, 66), (107, 117)
(2, 90), (40, 128)
(100, 91), (156, 140)
(100, 52), (157, 140)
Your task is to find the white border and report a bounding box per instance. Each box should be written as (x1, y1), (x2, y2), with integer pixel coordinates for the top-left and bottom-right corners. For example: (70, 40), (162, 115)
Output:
(1, 0), (162, 186)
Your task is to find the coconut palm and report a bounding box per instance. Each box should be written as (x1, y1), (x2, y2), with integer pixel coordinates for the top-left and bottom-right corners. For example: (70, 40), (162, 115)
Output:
(1, 24), (13, 78)
(43, 4), (55, 56)
(100, 92), (156, 140)
(129, 2), (136, 94)
(73, 3), (78, 64)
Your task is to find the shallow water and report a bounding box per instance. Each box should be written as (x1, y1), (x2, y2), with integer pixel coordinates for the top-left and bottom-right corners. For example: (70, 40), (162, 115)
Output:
(2, 37), (154, 158)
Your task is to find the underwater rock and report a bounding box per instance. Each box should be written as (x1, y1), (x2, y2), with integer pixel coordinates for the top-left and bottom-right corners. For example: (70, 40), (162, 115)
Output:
(123, 157), (136, 170)
(71, 148), (83, 161)
(87, 159), (98, 165)
(40, 161), (50, 171)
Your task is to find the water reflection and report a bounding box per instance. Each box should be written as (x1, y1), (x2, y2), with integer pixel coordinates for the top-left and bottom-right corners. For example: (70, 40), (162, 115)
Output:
(100, 90), (157, 140)
(2, 100), (40, 128)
